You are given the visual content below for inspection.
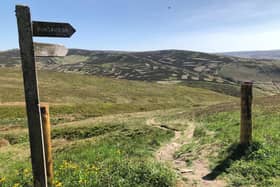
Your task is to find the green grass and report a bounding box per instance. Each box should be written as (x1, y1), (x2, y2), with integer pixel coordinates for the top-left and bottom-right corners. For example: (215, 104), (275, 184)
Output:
(0, 116), (176, 187)
(0, 68), (233, 127)
(0, 68), (231, 105)
(8, 67), (279, 186)
(0, 103), (189, 127)
(176, 101), (280, 186)
(181, 81), (266, 97)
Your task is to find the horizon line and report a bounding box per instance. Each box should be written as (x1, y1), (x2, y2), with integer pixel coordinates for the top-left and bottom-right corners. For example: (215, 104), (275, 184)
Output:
(1, 47), (280, 54)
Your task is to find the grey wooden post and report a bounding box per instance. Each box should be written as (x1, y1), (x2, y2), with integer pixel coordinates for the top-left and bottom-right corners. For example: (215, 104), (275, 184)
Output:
(15, 5), (47, 187)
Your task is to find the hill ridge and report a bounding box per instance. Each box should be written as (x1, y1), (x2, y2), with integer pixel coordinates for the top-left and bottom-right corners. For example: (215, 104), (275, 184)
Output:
(220, 49), (280, 60)
(1, 48), (280, 95)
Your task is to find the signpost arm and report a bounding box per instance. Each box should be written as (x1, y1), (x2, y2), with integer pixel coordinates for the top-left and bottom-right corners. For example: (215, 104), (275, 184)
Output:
(15, 5), (47, 187)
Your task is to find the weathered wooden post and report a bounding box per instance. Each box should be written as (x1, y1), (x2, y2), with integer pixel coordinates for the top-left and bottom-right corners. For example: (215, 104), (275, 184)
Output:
(40, 104), (53, 186)
(15, 5), (47, 187)
(240, 81), (253, 146)
(16, 4), (75, 187)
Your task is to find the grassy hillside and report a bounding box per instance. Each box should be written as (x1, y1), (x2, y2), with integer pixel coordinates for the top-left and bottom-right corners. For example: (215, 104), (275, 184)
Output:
(221, 49), (280, 60)
(0, 66), (279, 186)
(1, 94), (279, 186)
(0, 67), (232, 128)
(175, 95), (280, 186)
(0, 68), (231, 105)
(0, 67), (236, 186)
(0, 110), (178, 186)
(0, 49), (279, 95)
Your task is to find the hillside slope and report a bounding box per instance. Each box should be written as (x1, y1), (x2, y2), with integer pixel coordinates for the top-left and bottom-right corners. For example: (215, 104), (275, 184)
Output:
(221, 49), (280, 60)
(0, 68), (233, 186)
(1, 49), (280, 95)
(0, 68), (278, 186)
(0, 67), (233, 127)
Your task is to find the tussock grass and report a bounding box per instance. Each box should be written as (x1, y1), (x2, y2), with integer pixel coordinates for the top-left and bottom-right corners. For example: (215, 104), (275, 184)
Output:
(0, 67), (235, 186)
(176, 96), (280, 186)
(0, 68), (233, 127)
(0, 117), (176, 186)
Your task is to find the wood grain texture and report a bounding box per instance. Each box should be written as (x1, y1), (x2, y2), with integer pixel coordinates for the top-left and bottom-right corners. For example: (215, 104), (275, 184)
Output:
(40, 104), (54, 186)
(240, 81), (253, 145)
(16, 5), (47, 187)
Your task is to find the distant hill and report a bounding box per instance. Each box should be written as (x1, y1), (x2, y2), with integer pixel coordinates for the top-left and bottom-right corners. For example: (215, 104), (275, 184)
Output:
(1, 49), (280, 95)
(221, 50), (280, 60)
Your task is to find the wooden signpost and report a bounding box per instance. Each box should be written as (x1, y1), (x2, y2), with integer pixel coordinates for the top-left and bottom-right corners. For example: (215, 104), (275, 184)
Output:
(16, 5), (75, 187)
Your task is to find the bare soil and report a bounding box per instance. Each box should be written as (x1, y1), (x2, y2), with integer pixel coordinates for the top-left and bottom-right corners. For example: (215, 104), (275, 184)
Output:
(148, 118), (226, 187)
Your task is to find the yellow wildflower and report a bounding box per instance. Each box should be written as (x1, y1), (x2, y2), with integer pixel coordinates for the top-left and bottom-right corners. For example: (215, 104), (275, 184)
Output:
(55, 181), (62, 187)
(60, 160), (78, 170)
(0, 177), (6, 183)
(23, 168), (29, 176)
(13, 183), (20, 187)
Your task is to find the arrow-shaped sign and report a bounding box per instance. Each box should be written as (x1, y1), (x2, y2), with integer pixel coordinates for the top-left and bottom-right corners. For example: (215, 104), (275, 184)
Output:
(32, 21), (76, 37)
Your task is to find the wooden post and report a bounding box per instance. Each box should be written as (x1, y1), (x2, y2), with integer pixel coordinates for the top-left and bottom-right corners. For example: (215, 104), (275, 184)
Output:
(240, 81), (253, 146)
(15, 5), (47, 187)
(40, 104), (53, 186)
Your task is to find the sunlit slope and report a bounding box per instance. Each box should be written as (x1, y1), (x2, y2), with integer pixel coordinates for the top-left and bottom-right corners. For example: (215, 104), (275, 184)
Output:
(0, 67), (234, 127)
(1, 49), (279, 95)
(0, 68), (232, 105)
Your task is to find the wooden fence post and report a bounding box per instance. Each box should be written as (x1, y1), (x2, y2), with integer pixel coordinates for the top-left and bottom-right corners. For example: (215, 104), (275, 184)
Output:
(240, 81), (253, 146)
(40, 104), (54, 186)
(15, 5), (47, 187)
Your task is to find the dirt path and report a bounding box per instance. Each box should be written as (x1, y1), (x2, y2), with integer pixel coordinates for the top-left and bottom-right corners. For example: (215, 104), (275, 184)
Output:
(148, 118), (226, 187)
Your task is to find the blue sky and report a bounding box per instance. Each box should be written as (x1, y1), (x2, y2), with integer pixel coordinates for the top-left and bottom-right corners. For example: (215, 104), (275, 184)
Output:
(1, 0), (280, 52)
